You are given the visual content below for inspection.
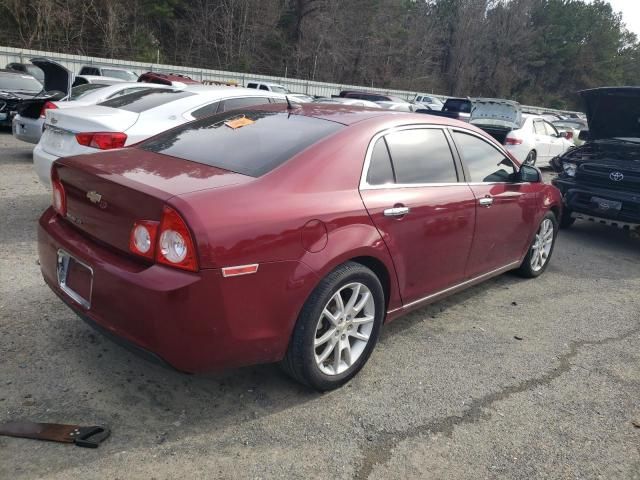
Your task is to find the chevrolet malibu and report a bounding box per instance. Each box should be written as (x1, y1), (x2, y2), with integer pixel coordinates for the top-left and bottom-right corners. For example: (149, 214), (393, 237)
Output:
(38, 104), (562, 391)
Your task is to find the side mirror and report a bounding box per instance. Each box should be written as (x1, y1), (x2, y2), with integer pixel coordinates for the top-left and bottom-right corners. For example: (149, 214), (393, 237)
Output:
(578, 130), (590, 141)
(518, 165), (541, 183)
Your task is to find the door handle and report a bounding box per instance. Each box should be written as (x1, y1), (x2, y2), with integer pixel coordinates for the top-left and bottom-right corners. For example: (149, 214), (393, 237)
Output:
(478, 197), (493, 207)
(383, 206), (410, 217)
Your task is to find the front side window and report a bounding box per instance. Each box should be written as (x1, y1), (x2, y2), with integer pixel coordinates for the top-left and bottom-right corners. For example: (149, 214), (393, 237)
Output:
(384, 129), (458, 184)
(452, 131), (515, 183)
(544, 121), (558, 136)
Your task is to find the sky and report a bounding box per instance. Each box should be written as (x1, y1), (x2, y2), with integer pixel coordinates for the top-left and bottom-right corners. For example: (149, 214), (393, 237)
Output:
(606, 0), (640, 36)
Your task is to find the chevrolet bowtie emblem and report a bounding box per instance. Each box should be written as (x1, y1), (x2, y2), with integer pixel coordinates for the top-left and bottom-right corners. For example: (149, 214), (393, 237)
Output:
(86, 191), (102, 204)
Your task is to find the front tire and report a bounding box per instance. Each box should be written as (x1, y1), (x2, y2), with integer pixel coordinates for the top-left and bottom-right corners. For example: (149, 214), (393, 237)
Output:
(516, 211), (558, 278)
(281, 262), (385, 391)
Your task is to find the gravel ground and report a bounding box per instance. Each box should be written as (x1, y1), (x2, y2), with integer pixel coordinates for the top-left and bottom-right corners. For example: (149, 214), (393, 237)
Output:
(0, 130), (639, 480)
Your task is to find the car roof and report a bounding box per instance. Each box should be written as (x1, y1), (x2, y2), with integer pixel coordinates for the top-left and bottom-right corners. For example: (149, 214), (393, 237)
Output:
(249, 102), (489, 128)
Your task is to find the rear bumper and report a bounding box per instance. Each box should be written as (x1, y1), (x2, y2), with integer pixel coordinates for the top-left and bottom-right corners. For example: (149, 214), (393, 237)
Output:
(33, 143), (58, 188)
(38, 208), (318, 373)
(13, 114), (43, 144)
(552, 178), (640, 225)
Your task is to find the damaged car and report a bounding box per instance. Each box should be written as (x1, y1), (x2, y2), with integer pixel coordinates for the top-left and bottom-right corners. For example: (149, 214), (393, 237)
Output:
(470, 98), (574, 166)
(551, 87), (640, 230)
(1, 58), (72, 128)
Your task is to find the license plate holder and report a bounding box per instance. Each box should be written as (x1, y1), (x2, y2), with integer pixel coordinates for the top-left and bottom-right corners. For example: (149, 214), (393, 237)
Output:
(591, 196), (622, 213)
(57, 250), (93, 309)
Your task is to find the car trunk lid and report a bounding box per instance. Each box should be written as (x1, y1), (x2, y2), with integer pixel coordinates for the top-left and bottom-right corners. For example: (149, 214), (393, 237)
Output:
(53, 149), (252, 255)
(40, 105), (140, 156)
(470, 98), (521, 126)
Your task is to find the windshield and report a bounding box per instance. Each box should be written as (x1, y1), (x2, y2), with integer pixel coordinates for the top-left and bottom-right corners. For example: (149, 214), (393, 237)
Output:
(102, 69), (138, 81)
(69, 83), (109, 100)
(0, 73), (42, 93)
(269, 85), (290, 94)
(140, 110), (343, 177)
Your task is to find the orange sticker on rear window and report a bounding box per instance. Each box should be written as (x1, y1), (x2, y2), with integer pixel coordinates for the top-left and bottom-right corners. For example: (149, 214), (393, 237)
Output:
(225, 116), (255, 129)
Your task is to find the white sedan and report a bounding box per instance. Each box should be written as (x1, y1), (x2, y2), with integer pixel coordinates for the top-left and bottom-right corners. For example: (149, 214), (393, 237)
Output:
(13, 81), (167, 144)
(503, 115), (575, 166)
(471, 101), (573, 167)
(33, 86), (287, 187)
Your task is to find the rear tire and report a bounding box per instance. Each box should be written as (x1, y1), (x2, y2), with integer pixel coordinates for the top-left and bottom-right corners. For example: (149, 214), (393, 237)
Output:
(517, 211), (558, 278)
(281, 261), (385, 391)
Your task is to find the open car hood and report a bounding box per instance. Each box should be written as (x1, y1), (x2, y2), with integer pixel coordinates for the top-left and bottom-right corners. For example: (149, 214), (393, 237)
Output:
(580, 87), (640, 141)
(30, 57), (73, 95)
(470, 98), (521, 127)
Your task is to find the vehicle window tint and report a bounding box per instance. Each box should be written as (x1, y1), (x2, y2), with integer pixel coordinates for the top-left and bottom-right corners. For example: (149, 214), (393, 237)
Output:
(191, 101), (220, 119)
(69, 83), (107, 100)
(452, 131), (515, 183)
(259, 85), (269, 91)
(140, 110), (343, 177)
(98, 89), (192, 112)
(366, 138), (395, 185)
(384, 129), (458, 184)
(247, 83), (257, 89)
(220, 96), (271, 112)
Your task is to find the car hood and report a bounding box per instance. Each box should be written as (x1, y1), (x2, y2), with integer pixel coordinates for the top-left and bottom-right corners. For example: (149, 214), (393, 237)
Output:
(470, 98), (521, 128)
(30, 57), (73, 95)
(580, 87), (640, 141)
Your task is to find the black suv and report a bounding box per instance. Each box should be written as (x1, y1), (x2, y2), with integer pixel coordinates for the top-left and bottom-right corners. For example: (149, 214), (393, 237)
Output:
(551, 87), (640, 230)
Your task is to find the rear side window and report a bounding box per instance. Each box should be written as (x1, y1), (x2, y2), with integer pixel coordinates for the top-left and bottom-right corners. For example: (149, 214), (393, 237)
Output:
(191, 101), (220, 119)
(140, 110), (343, 177)
(384, 129), (458, 184)
(366, 138), (395, 185)
(69, 83), (107, 100)
(259, 85), (269, 91)
(452, 131), (515, 183)
(247, 83), (257, 89)
(533, 120), (546, 135)
(98, 89), (192, 112)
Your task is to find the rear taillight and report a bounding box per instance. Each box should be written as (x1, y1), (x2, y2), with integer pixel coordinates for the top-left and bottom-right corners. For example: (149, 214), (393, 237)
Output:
(75, 132), (127, 150)
(39, 101), (58, 118)
(129, 206), (198, 271)
(51, 169), (66, 216)
(129, 221), (159, 260)
(157, 206), (198, 271)
(504, 137), (523, 145)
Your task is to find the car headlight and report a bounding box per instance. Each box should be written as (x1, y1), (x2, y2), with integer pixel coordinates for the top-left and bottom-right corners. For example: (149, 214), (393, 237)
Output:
(562, 162), (577, 177)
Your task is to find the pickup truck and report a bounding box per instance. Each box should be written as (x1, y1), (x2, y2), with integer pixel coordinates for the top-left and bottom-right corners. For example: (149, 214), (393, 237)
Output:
(417, 97), (472, 121)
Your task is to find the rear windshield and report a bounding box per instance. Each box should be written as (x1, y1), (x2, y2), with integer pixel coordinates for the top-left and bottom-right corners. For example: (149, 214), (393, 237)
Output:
(102, 68), (138, 81)
(69, 83), (108, 100)
(99, 89), (192, 112)
(140, 110), (343, 177)
(0, 73), (42, 92)
(444, 99), (471, 113)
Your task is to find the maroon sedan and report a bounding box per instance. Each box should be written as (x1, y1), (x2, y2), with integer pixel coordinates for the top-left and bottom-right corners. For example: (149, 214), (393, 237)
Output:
(38, 104), (562, 390)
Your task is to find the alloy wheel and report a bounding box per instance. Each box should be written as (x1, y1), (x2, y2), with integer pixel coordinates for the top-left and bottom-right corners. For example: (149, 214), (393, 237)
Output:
(530, 218), (554, 272)
(314, 282), (375, 376)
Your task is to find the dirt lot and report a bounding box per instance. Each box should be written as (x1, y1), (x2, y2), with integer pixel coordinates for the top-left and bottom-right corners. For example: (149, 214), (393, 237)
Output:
(0, 130), (639, 480)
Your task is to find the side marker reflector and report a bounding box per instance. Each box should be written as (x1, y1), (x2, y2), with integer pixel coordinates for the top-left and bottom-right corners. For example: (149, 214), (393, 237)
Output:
(222, 264), (259, 278)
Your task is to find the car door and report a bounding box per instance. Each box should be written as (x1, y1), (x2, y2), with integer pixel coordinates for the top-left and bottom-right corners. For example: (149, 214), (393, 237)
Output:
(359, 127), (477, 305)
(532, 119), (551, 162)
(543, 121), (565, 158)
(451, 129), (542, 278)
